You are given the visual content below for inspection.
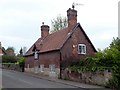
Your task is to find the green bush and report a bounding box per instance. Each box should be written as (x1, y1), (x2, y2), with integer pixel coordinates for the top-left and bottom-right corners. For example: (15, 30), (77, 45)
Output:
(17, 56), (25, 65)
(2, 55), (17, 63)
(106, 76), (119, 89)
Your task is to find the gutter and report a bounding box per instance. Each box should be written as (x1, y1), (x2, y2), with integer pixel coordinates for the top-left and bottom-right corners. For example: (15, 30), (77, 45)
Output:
(24, 49), (60, 57)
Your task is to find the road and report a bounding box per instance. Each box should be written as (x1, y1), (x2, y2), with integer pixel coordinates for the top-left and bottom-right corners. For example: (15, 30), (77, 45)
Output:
(2, 69), (85, 89)
(0, 68), (2, 88)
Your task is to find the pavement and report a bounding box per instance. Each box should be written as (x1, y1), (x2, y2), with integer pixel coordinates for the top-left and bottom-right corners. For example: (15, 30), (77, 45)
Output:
(23, 71), (111, 90)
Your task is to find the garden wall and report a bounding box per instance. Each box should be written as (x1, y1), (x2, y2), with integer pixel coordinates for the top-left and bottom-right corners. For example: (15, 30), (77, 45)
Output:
(2, 64), (24, 72)
(61, 68), (112, 86)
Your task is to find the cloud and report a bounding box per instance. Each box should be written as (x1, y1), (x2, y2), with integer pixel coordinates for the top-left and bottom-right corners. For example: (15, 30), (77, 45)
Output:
(0, 35), (36, 53)
(0, 0), (119, 53)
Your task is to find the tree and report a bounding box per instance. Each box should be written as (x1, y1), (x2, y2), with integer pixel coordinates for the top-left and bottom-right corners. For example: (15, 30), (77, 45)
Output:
(6, 47), (15, 56)
(51, 15), (67, 33)
(109, 37), (120, 51)
(2, 55), (17, 63)
(6, 47), (14, 51)
(17, 56), (25, 72)
(19, 48), (23, 56)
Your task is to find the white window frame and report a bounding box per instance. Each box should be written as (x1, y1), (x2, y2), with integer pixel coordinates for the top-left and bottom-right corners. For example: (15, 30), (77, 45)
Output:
(49, 64), (55, 72)
(78, 44), (86, 54)
(40, 64), (44, 72)
(27, 64), (29, 68)
(34, 51), (38, 59)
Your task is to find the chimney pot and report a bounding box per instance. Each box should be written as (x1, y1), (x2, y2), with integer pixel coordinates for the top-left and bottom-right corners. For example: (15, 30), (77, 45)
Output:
(67, 8), (77, 28)
(41, 24), (49, 39)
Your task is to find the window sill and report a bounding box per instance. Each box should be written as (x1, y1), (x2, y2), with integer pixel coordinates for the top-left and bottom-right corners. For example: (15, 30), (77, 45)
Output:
(40, 71), (44, 72)
(78, 53), (86, 55)
(49, 71), (56, 73)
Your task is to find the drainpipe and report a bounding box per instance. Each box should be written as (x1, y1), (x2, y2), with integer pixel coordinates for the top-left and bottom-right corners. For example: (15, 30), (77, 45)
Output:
(59, 51), (62, 79)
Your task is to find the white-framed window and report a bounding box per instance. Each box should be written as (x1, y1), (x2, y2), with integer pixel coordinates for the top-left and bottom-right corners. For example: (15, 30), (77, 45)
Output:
(49, 64), (55, 72)
(34, 51), (38, 59)
(40, 64), (44, 72)
(78, 44), (86, 54)
(27, 64), (29, 68)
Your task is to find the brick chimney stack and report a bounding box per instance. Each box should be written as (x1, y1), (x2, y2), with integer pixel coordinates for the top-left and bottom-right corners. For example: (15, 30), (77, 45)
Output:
(41, 23), (49, 39)
(67, 8), (77, 28)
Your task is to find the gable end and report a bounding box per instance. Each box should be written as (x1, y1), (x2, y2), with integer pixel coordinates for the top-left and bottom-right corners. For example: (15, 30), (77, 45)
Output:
(60, 23), (97, 52)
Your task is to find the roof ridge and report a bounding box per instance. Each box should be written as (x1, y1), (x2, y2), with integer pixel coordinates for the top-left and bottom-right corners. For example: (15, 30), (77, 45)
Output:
(59, 23), (79, 50)
(49, 27), (68, 35)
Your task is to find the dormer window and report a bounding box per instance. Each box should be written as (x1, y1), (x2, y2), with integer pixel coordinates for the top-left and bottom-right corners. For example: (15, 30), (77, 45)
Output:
(32, 44), (39, 60)
(78, 44), (86, 54)
(34, 50), (38, 59)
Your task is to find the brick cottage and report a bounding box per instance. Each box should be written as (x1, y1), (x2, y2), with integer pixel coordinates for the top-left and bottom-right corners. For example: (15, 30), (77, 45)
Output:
(24, 7), (96, 78)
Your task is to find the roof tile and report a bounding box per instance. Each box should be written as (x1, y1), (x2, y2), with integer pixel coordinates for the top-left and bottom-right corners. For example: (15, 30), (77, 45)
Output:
(26, 27), (69, 55)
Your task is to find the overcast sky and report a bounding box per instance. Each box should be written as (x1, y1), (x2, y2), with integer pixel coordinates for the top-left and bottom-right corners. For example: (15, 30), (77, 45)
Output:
(0, 0), (119, 54)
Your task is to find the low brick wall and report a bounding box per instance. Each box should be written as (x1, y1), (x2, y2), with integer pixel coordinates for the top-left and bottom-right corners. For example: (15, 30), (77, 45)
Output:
(25, 67), (60, 78)
(61, 68), (112, 86)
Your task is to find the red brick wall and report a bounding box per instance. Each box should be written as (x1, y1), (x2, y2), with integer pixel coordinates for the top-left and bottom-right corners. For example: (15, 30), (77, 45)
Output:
(38, 51), (60, 68)
(25, 55), (34, 68)
(25, 51), (60, 68)
(41, 25), (49, 39)
(61, 27), (96, 62)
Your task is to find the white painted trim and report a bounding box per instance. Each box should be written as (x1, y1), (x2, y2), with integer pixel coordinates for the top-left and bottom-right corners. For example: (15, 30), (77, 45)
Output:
(78, 44), (86, 54)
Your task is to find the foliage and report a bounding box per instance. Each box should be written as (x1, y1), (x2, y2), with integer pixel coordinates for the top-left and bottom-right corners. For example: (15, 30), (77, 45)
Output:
(19, 48), (23, 56)
(2, 55), (25, 72)
(106, 76), (120, 89)
(6, 47), (15, 51)
(17, 56), (25, 65)
(5, 47), (15, 56)
(64, 76), (69, 80)
(69, 37), (120, 89)
(2, 55), (25, 65)
(2, 55), (17, 63)
(109, 37), (120, 51)
(51, 15), (67, 33)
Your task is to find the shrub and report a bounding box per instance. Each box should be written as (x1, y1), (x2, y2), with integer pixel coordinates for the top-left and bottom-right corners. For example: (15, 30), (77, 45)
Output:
(2, 55), (17, 63)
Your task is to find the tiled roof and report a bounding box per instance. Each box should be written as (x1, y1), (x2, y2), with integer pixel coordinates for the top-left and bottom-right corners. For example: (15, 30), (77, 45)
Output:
(25, 27), (70, 55)
(25, 23), (96, 56)
(0, 48), (6, 55)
